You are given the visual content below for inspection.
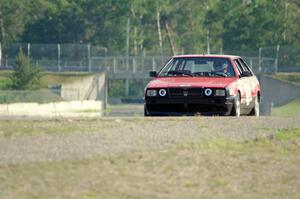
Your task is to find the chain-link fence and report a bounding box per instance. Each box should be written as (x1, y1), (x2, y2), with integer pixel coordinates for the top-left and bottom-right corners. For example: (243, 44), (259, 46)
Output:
(0, 43), (171, 73)
(4, 43), (300, 74)
(90, 56), (169, 73)
(3, 43), (294, 74)
(0, 43), (108, 72)
(260, 46), (300, 73)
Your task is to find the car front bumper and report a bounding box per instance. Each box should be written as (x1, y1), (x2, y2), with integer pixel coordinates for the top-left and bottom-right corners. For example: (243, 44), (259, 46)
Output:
(145, 96), (235, 116)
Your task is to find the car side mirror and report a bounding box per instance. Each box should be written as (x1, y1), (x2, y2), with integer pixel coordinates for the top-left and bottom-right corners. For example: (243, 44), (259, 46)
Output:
(149, 71), (157, 77)
(240, 71), (252, 78)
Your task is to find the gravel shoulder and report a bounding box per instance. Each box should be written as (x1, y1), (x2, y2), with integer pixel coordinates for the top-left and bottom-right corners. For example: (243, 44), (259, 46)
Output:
(0, 116), (299, 164)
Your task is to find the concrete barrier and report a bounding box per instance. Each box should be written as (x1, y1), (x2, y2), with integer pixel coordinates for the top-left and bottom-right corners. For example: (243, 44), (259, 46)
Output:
(8, 103), (40, 115)
(39, 103), (56, 115)
(69, 101), (83, 111)
(0, 100), (103, 117)
(0, 104), (8, 115)
(61, 74), (106, 101)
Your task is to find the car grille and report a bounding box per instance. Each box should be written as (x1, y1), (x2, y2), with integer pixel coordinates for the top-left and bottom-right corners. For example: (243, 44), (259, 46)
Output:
(168, 87), (202, 97)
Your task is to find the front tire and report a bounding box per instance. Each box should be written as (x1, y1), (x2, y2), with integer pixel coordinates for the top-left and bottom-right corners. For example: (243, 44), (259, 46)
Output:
(231, 92), (241, 117)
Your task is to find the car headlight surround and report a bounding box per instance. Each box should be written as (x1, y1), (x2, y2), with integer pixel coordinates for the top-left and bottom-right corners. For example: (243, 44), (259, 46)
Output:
(214, 89), (226, 96)
(158, 89), (167, 97)
(204, 88), (213, 96)
(146, 89), (157, 97)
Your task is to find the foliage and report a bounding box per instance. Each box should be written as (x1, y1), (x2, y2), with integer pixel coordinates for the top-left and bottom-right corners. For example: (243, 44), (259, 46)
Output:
(0, 77), (11, 89)
(1, 0), (300, 54)
(10, 49), (42, 90)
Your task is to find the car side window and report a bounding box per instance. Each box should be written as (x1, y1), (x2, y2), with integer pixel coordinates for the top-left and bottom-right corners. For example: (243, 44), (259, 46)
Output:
(239, 58), (252, 74)
(175, 59), (184, 71)
(234, 59), (243, 75)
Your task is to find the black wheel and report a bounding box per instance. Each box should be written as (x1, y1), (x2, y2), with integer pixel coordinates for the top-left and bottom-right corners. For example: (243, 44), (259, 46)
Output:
(231, 92), (241, 117)
(249, 96), (260, 117)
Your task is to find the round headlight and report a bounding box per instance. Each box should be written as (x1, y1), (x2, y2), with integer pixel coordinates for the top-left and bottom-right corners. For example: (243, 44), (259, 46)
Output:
(158, 89), (167, 96)
(204, 88), (213, 96)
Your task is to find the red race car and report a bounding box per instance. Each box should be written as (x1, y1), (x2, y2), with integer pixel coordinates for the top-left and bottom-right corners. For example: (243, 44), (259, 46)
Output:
(144, 55), (260, 116)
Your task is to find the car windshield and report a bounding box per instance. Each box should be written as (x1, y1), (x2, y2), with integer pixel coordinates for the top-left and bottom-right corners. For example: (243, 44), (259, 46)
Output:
(159, 57), (236, 77)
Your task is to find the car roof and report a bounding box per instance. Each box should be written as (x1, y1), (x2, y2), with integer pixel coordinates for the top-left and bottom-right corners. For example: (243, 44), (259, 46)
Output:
(172, 54), (241, 59)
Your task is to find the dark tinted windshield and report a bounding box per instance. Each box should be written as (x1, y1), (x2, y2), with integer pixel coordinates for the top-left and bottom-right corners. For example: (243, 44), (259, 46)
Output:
(159, 57), (236, 77)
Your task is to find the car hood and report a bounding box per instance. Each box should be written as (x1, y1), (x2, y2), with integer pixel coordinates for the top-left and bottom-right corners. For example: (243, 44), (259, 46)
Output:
(147, 77), (238, 88)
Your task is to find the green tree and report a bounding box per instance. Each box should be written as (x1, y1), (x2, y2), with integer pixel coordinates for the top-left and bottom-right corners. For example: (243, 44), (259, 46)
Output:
(22, 1), (84, 43)
(206, 0), (285, 51)
(0, 0), (298, 55)
(0, 0), (50, 43)
(11, 49), (42, 90)
(167, 0), (208, 54)
(0, 0), (24, 43)
(285, 1), (300, 46)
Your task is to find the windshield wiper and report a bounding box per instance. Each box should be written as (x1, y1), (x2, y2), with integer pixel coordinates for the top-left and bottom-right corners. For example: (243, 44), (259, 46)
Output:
(167, 70), (192, 76)
(212, 71), (227, 77)
(192, 72), (211, 77)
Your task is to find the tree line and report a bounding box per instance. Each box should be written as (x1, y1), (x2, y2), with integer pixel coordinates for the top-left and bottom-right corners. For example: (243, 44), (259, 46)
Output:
(0, 0), (299, 56)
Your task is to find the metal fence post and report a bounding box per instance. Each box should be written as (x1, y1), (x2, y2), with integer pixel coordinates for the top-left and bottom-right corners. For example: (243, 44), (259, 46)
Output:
(258, 47), (262, 73)
(152, 57), (156, 71)
(5, 55), (8, 67)
(104, 77), (108, 110)
(275, 45), (280, 73)
(27, 43), (30, 57)
(57, 44), (61, 72)
(133, 58), (136, 73)
(88, 44), (91, 72)
(126, 18), (130, 72)
(125, 79), (129, 97)
(112, 58), (116, 73)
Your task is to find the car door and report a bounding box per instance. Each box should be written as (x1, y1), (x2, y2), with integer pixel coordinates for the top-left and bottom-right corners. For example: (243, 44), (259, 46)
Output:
(233, 59), (253, 113)
(239, 58), (260, 106)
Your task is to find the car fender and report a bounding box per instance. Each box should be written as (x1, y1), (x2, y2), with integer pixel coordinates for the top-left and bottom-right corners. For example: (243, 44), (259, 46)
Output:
(251, 77), (261, 97)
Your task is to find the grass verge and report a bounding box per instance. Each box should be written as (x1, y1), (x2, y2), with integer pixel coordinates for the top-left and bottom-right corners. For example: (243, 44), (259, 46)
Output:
(0, 128), (299, 198)
(272, 98), (300, 117)
(273, 72), (300, 85)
